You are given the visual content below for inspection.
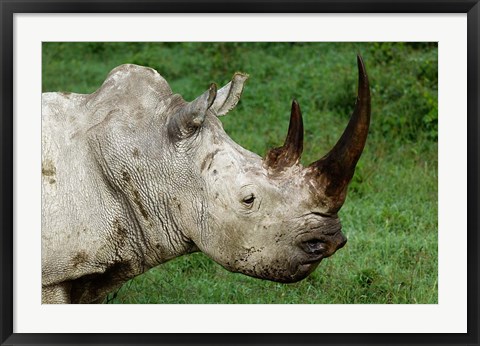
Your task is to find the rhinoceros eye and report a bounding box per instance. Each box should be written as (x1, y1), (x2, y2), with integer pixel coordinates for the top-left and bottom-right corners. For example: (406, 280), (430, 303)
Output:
(242, 194), (255, 206)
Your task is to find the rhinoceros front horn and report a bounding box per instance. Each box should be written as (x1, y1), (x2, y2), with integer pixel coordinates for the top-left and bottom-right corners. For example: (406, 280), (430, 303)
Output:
(264, 99), (304, 170)
(306, 54), (371, 211)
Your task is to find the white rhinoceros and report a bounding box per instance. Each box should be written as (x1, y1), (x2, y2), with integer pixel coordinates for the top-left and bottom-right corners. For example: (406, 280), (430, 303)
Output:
(42, 56), (370, 303)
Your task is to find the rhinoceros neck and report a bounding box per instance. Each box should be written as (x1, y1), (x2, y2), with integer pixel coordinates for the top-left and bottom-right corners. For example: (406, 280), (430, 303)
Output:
(114, 166), (201, 264)
(85, 138), (201, 273)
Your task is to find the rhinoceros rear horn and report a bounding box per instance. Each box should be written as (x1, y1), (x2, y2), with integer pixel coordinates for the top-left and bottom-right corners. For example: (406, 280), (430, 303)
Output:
(168, 83), (217, 141)
(306, 55), (371, 211)
(264, 99), (304, 171)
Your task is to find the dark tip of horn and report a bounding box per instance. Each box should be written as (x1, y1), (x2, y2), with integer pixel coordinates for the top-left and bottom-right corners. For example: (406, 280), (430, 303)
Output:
(356, 54), (369, 104)
(285, 99), (304, 156)
(264, 99), (304, 171)
(308, 55), (371, 203)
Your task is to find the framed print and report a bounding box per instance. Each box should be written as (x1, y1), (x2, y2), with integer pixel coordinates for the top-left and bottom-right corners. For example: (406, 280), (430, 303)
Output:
(1, 1), (479, 345)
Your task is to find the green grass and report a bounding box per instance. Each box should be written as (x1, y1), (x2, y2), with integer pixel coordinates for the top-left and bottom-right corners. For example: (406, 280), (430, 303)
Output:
(43, 42), (438, 304)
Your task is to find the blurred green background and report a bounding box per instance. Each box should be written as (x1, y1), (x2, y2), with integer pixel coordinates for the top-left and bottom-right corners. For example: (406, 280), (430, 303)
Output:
(42, 42), (438, 304)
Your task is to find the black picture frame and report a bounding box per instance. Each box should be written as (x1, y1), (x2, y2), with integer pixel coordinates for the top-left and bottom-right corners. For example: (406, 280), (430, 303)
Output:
(1, 1), (478, 345)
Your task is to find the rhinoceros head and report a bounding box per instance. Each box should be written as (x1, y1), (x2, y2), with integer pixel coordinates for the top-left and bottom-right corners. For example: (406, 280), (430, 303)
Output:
(86, 56), (369, 285)
(162, 55), (371, 283)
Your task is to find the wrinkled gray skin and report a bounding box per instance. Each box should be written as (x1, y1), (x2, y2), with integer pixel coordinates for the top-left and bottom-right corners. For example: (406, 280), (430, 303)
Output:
(42, 61), (368, 304)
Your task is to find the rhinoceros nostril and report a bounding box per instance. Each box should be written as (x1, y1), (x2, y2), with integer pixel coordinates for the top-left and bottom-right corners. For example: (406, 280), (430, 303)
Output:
(303, 239), (327, 255)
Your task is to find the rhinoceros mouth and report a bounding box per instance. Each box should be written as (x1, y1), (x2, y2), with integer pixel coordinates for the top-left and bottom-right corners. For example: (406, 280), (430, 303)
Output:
(282, 261), (322, 283)
(300, 253), (325, 265)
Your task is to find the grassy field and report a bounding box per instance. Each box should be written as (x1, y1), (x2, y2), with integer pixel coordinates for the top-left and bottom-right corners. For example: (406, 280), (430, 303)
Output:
(42, 42), (438, 304)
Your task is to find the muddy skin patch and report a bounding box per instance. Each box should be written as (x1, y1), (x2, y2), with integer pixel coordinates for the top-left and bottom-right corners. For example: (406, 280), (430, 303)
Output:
(121, 171), (131, 183)
(42, 159), (56, 177)
(200, 149), (220, 171)
(122, 171), (150, 220)
(72, 250), (88, 268)
(132, 189), (149, 220)
(172, 196), (182, 212)
(113, 219), (128, 239)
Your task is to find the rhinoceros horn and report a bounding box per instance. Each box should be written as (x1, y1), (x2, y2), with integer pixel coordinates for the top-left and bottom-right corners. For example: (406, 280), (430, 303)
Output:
(306, 54), (371, 211)
(264, 100), (304, 170)
(265, 55), (370, 211)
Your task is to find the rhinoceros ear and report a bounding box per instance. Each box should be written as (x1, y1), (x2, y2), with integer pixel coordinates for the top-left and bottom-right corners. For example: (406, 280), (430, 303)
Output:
(168, 83), (217, 141)
(210, 72), (248, 116)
